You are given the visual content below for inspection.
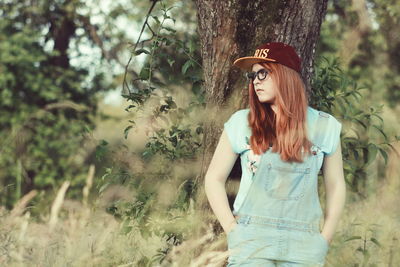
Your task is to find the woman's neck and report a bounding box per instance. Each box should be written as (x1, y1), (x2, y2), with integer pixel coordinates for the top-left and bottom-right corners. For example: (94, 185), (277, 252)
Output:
(270, 103), (277, 114)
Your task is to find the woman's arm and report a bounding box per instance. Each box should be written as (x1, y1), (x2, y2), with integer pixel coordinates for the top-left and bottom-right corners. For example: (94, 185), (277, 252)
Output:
(321, 141), (346, 243)
(204, 129), (239, 234)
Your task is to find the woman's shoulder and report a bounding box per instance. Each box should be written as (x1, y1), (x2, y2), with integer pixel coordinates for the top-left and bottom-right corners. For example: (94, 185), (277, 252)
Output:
(307, 106), (341, 124)
(223, 108), (251, 154)
(231, 108), (250, 117)
(307, 106), (342, 155)
(226, 108), (250, 125)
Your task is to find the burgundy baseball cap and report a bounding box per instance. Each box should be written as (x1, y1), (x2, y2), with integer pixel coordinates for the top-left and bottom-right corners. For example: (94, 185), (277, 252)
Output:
(233, 42), (301, 73)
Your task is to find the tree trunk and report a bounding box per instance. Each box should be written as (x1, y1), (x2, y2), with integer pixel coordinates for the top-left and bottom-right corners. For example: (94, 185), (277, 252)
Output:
(194, 0), (328, 223)
(48, 0), (77, 69)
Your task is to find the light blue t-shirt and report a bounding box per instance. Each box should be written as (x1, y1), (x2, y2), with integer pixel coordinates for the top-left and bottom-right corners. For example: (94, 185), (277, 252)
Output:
(223, 106), (342, 213)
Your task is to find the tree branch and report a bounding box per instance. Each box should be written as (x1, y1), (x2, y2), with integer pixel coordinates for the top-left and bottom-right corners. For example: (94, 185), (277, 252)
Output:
(123, 0), (160, 94)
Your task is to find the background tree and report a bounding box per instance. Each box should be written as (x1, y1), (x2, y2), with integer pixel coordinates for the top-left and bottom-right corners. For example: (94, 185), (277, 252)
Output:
(0, 0), (126, 208)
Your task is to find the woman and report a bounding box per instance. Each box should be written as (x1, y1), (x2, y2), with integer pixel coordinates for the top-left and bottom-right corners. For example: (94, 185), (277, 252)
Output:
(204, 42), (346, 266)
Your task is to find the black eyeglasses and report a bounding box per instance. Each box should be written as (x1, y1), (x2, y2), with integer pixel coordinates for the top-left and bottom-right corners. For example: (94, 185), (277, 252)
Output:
(246, 69), (270, 81)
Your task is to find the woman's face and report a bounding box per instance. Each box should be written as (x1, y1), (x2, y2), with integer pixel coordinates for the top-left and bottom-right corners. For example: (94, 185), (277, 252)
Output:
(251, 63), (277, 105)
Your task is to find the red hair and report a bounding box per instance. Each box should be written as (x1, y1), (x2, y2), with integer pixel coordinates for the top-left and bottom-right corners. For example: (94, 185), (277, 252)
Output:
(248, 62), (312, 162)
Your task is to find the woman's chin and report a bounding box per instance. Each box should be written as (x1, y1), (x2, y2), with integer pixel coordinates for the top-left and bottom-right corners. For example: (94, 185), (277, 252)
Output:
(258, 98), (273, 104)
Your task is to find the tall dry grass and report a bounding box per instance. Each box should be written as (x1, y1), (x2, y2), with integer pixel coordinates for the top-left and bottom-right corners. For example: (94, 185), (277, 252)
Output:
(1, 144), (399, 267)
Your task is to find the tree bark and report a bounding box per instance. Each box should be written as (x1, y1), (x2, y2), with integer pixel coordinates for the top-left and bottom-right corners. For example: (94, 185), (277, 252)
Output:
(194, 0), (328, 220)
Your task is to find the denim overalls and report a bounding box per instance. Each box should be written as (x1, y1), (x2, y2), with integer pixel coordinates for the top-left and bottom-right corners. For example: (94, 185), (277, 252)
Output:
(227, 116), (330, 266)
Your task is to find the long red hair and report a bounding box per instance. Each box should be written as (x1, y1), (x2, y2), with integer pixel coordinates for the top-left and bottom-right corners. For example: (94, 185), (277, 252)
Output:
(248, 62), (312, 162)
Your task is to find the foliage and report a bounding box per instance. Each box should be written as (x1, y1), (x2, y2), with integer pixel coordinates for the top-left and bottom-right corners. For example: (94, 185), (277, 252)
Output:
(317, 0), (400, 108)
(143, 123), (203, 161)
(121, 1), (204, 161)
(91, 3), (205, 264)
(341, 219), (387, 267)
(0, 1), (111, 208)
(310, 57), (400, 197)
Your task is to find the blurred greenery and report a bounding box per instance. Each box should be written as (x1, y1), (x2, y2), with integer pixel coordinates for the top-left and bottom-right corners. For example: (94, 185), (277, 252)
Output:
(314, 0), (400, 198)
(317, 0), (400, 108)
(0, 0), (113, 209)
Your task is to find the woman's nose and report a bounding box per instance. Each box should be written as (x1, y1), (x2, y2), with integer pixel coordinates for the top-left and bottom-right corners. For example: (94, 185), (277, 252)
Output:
(254, 77), (261, 84)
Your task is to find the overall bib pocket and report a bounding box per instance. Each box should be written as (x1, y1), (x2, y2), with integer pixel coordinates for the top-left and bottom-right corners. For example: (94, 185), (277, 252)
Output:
(264, 163), (310, 200)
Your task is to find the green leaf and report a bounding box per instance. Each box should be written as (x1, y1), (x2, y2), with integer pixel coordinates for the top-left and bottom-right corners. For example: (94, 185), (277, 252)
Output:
(165, 96), (177, 109)
(367, 144), (377, 166)
(344, 236), (362, 242)
(371, 113), (383, 123)
(100, 139), (108, 146)
(182, 60), (193, 74)
(167, 59), (175, 67)
(378, 147), (388, 165)
(354, 118), (367, 130)
(387, 143), (400, 156)
(371, 124), (388, 141)
(99, 182), (110, 194)
(125, 104), (136, 112)
(336, 97), (346, 113)
(163, 26), (176, 33)
(353, 149), (359, 161)
(139, 67), (150, 80)
(124, 125), (133, 139)
(152, 15), (161, 25)
(160, 104), (170, 112)
(196, 126), (203, 135)
(168, 136), (178, 147)
(135, 49), (150, 55)
(101, 168), (112, 181)
(362, 249), (370, 257)
(95, 139), (108, 161)
(369, 237), (381, 247)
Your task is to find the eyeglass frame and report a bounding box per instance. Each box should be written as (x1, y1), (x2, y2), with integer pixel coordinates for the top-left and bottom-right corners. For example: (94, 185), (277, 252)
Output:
(246, 68), (271, 81)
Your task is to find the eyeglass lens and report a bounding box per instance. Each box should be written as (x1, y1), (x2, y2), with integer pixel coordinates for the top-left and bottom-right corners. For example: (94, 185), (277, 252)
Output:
(247, 69), (268, 81)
